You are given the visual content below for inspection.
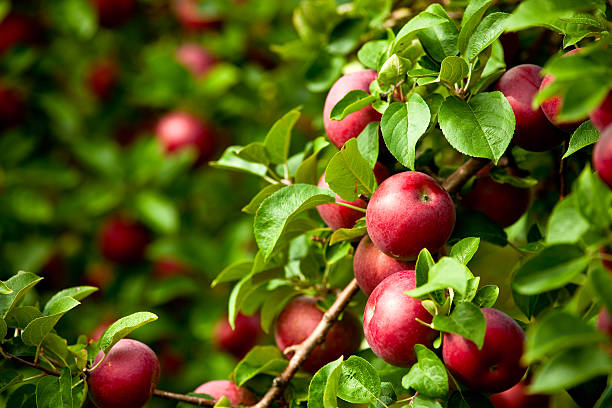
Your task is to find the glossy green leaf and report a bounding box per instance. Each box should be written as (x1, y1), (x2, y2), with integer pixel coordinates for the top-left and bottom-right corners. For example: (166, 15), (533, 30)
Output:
(330, 90), (376, 121)
(97, 312), (158, 353)
(210, 146), (268, 177)
(0, 271), (43, 318)
(439, 56), (469, 85)
(458, 0), (496, 54)
(546, 194), (589, 244)
(408, 257), (473, 298)
(233, 346), (288, 386)
(393, 9), (448, 52)
(264, 108), (301, 165)
(449, 238), (480, 265)
(402, 345), (448, 398)
(563, 121), (600, 158)
(260, 287), (298, 333)
(378, 55), (411, 90)
(358, 40), (389, 70)
(433, 301), (486, 349)
(329, 224), (367, 246)
(325, 138), (377, 201)
(43, 286), (97, 315)
(242, 185), (285, 215)
(22, 297), (80, 346)
(465, 13), (510, 61)
(471, 285), (499, 308)
(307, 357), (344, 408)
(356, 122), (379, 168)
(0, 370), (23, 393)
(506, 0), (604, 31)
(337, 356), (381, 404)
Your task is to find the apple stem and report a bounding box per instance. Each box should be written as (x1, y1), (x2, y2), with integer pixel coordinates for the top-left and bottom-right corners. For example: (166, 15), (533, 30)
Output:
(442, 157), (490, 194)
(2, 351), (61, 377)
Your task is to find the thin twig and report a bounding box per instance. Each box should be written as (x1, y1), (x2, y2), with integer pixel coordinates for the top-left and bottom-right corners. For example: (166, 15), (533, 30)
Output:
(4, 352), (60, 377)
(153, 389), (215, 406)
(442, 158), (490, 194)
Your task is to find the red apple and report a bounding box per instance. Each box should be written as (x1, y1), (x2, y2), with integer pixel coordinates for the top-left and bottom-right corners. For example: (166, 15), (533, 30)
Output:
(0, 13), (39, 56)
(274, 296), (362, 373)
(593, 124), (612, 189)
(155, 111), (216, 162)
(462, 169), (531, 228)
(87, 59), (118, 101)
(590, 92), (612, 131)
(172, 0), (221, 31)
(90, 0), (136, 27)
(98, 216), (150, 264)
(353, 235), (415, 295)
(540, 49), (585, 132)
(0, 83), (24, 128)
(176, 43), (216, 77)
(443, 308), (526, 393)
(598, 308), (612, 337)
(213, 313), (262, 359)
(366, 171), (456, 260)
(323, 70), (382, 149)
(489, 380), (550, 408)
(194, 380), (257, 406)
(363, 270), (437, 366)
(496, 64), (562, 151)
(88, 339), (160, 408)
(317, 162), (390, 231)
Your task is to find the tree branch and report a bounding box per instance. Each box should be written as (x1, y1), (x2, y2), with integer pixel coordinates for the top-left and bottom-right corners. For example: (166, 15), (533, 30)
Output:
(442, 158), (490, 194)
(3, 352), (61, 377)
(249, 279), (361, 408)
(153, 389), (215, 406)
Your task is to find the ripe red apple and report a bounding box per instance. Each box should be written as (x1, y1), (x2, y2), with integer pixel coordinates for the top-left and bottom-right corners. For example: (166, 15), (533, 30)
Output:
(495, 64), (562, 151)
(598, 308), (612, 337)
(274, 296), (362, 373)
(155, 111), (216, 162)
(462, 169), (531, 228)
(87, 59), (118, 101)
(172, 0), (221, 31)
(366, 171), (456, 260)
(0, 83), (25, 128)
(193, 380), (257, 406)
(593, 124), (612, 189)
(213, 313), (262, 359)
(0, 13), (39, 56)
(90, 0), (136, 27)
(540, 49), (585, 132)
(176, 43), (216, 77)
(443, 308), (526, 394)
(353, 235), (415, 295)
(489, 380), (550, 408)
(323, 70), (382, 149)
(98, 216), (150, 264)
(589, 92), (612, 131)
(88, 339), (160, 408)
(317, 162), (390, 231)
(363, 270), (437, 366)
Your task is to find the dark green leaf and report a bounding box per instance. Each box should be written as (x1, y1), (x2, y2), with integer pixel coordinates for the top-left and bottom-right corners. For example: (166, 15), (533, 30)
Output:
(416, 4), (459, 63)
(327, 18), (368, 55)
(233, 346), (288, 386)
(0, 371), (23, 393)
(574, 167), (612, 230)
(451, 210), (508, 246)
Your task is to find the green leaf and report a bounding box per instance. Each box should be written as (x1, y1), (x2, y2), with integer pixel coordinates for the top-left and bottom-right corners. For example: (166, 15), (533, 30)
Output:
(43, 286), (97, 315)
(530, 346), (612, 393)
(0, 281), (13, 295)
(0, 271), (43, 318)
(233, 346), (288, 386)
(210, 146), (268, 177)
(236, 142), (269, 165)
(512, 244), (590, 295)
(458, 0), (496, 54)
(451, 210), (508, 246)
(574, 167), (612, 230)
(97, 312), (158, 353)
(471, 285), (499, 308)
(0, 317), (6, 340)
(212, 261), (253, 287)
(5, 306), (42, 329)
(260, 287), (298, 333)
(563, 121), (600, 158)
(327, 18), (368, 55)
(449, 238), (480, 265)
(135, 190), (179, 234)
(380, 95), (431, 170)
(264, 108), (301, 165)
(305, 52), (345, 93)
(307, 357), (344, 408)
(415, 248), (436, 288)
(413, 395), (444, 408)
(356, 122), (379, 168)
(439, 56), (469, 85)
(378, 55), (411, 90)
(416, 4), (459, 63)
(329, 224), (367, 246)
(402, 345), (448, 398)
(254, 184), (334, 260)
(36, 373), (72, 408)
(524, 310), (607, 364)
(295, 137), (331, 184)
(506, 0), (605, 32)
(358, 40), (389, 70)
(393, 9), (449, 52)
(590, 263), (612, 313)
(330, 90), (376, 121)
(465, 13), (510, 61)
(546, 194), (589, 244)
(325, 138), (377, 201)
(22, 297), (80, 346)
(0, 370), (24, 393)
(242, 185), (285, 215)
(337, 356), (381, 404)
(7, 384), (36, 408)
(438, 92), (515, 163)
(433, 302), (486, 349)
(408, 257), (473, 298)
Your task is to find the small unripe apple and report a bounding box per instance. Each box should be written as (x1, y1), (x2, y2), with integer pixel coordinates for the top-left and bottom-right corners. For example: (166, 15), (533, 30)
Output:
(366, 171), (456, 260)
(172, 0), (221, 30)
(540, 49), (585, 132)
(176, 43), (216, 77)
(0, 13), (39, 56)
(274, 296), (362, 373)
(0, 84), (25, 129)
(323, 70), (382, 149)
(462, 169), (531, 228)
(353, 235), (415, 295)
(363, 270), (437, 366)
(590, 92), (612, 131)
(489, 380), (550, 408)
(98, 216), (150, 264)
(213, 313), (262, 359)
(317, 162), (390, 231)
(593, 124), (612, 189)
(87, 59), (118, 101)
(194, 380), (257, 406)
(90, 0), (136, 27)
(443, 308), (526, 394)
(88, 339), (160, 408)
(495, 64), (562, 151)
(155, 111), (216, 162)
